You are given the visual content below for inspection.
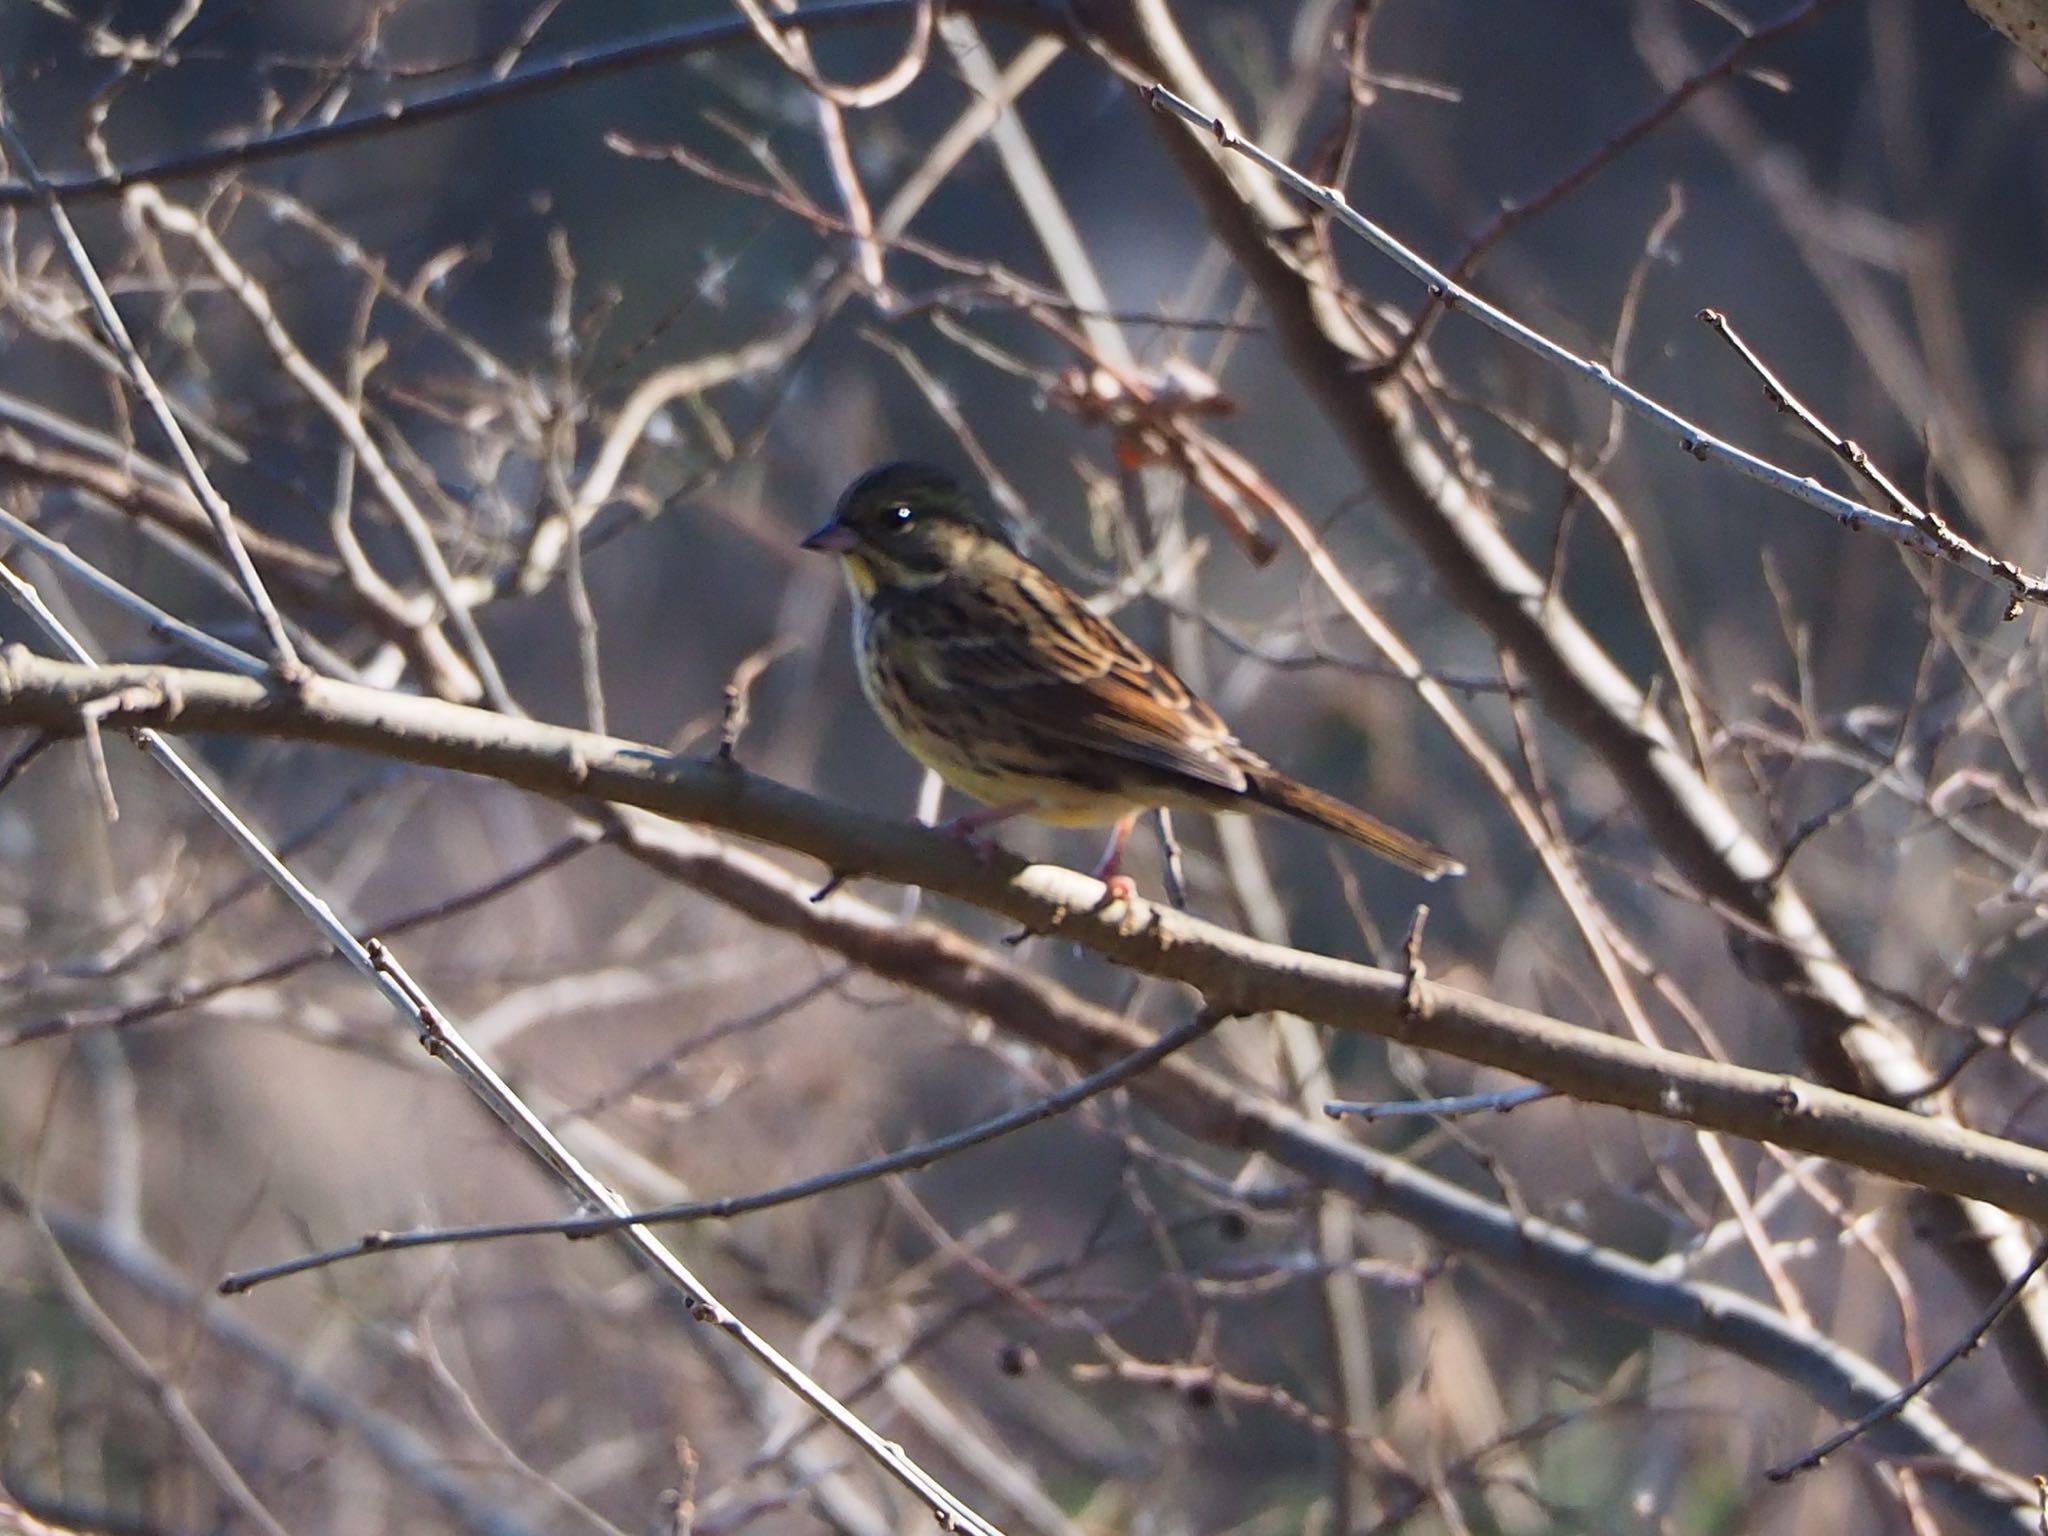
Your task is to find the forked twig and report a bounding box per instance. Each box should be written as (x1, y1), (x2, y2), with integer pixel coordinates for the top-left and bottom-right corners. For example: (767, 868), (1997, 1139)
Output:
(1769, 1239), (2048, 1481)
(0, 109), (305, 675)
(0, 574), (1011, 1536)
(1699, 308), (2027, 614)
(219, 1006), (1230, 1289)
(1144, 85), (2048, 616)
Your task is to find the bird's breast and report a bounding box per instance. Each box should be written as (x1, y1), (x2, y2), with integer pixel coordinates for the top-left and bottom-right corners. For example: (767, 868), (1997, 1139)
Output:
(848, 597), (1137, 822)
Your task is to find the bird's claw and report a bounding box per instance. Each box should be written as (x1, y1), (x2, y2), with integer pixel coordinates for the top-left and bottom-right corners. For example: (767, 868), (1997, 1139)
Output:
(942, 827), (1002, 865)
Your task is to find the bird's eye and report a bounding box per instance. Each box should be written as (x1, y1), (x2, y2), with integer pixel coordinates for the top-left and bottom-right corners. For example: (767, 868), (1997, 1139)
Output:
(890, 506), (914, 525)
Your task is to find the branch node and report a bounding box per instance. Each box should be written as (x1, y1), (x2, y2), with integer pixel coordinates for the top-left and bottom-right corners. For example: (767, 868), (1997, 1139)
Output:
(1401, 904), (1432, 1019)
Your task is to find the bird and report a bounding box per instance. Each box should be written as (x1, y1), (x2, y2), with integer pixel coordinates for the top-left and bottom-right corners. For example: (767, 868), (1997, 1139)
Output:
(801, 462), (1462, 897)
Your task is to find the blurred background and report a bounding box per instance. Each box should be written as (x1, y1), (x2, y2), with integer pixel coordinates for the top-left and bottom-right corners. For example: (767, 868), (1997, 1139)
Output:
(4, 1), (2048, 1532)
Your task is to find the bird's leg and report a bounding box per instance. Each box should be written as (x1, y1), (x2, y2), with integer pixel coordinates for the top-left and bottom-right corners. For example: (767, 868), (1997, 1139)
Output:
(935, 800), (1034, 861)
(936, 800), (1034, 837)
(1090, 811), (1140, 904)
(1151, 808), (1188, 910)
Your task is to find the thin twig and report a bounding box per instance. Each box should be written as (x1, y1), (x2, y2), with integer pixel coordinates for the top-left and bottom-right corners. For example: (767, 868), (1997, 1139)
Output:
(12, 653), (2048, 1225)
(1144, 85), (2048, 613)
(1768, 1239), (2048, 1480)
(220, 1006), (1230, 1290)
(1393, 0), (1842, 367)
(5, 1189), (297, 1536)
(0, 506), (265, 676)
(1698, 307), (2019, 609)
(0, 2), (951, 207)
(0, 578), (1010, 1536)
(1326, 1085), (1551, 1121)
(0, 108), (304, 674)
(133, 187), (521, 711)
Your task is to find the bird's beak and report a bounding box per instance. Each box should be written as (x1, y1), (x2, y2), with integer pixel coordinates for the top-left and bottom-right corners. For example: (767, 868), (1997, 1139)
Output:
(800, 518), (858, 554)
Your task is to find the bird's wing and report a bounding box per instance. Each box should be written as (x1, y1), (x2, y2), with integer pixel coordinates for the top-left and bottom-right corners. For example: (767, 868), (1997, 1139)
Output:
(896, 560), (1250, 796)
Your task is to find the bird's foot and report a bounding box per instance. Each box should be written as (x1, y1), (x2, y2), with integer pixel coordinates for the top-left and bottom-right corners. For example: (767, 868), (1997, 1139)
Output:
(946, 830), (1001, 865)
(1086, 811), (1141, 902)
(934, 801), (1034, 863)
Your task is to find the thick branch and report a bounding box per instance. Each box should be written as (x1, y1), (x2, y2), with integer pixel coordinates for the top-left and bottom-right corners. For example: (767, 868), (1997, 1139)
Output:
(1959, 0), (2048, 77)
(1078, 0), (2048, 1396)
(610, 811), (2033, 1527)
(6, 649), (2048, 1229)
(0, 1), (994, 206)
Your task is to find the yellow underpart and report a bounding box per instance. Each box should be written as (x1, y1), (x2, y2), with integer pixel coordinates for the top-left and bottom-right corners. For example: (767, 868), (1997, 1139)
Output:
(872, 700), (1142, 826)
(837, 554), (1174, 828)
(841, 555), (881, 600)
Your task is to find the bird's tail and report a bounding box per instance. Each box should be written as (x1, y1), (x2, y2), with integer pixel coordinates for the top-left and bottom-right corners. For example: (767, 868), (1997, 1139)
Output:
(1246, 772), (1464, 881)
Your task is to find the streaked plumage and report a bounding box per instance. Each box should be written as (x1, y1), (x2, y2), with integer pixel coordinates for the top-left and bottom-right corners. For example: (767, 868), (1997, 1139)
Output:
(803, 462), (1462, 888)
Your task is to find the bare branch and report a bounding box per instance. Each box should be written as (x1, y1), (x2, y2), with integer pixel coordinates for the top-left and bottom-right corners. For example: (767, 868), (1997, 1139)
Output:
(7, 650), (2048, 1226)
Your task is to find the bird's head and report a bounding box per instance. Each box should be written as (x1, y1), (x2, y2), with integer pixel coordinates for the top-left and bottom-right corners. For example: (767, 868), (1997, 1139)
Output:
(801, 462), (1013, 596)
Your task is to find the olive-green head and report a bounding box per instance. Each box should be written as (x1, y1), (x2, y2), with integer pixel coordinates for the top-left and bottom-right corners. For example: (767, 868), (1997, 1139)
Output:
(801, 462), (1013, 594)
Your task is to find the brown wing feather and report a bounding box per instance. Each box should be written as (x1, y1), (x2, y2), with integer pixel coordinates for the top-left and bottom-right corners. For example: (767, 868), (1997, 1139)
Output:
(1240, 766), (1464, 880)
(890, 555), (1248, 796)
(881, 549), (1463, 879)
